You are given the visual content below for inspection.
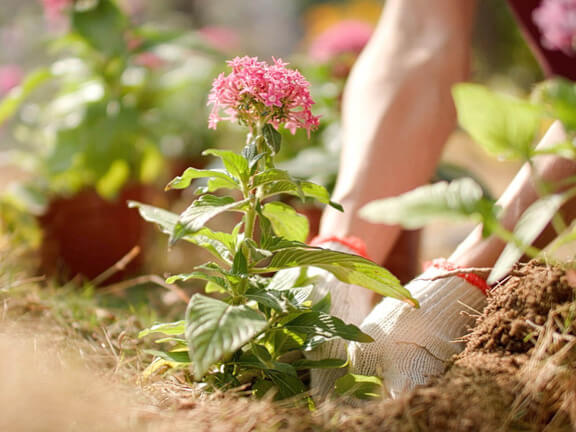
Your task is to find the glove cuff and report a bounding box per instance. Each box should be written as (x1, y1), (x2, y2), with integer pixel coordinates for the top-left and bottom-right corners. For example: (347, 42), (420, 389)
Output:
(309, 235), (370, 259)
(424, 258), (489, 295)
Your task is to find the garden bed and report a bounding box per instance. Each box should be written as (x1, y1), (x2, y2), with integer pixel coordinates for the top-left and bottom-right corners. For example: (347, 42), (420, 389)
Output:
(2, 259), (575, 431)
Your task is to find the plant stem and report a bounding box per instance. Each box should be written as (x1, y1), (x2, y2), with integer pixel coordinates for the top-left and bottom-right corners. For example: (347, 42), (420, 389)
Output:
(489, 221), (542, 259)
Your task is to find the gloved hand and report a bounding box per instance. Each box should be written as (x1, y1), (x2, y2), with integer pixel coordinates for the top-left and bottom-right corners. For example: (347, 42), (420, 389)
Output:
(347, 260), (488, 399)
(305, 237), (375, 401)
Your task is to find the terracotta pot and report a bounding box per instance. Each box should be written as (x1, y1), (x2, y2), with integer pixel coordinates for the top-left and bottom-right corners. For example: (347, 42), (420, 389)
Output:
(38, 184), (153, 283)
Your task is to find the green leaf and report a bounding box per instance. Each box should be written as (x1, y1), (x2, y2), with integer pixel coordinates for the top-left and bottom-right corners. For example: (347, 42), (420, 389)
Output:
(139, 320), (185, 338)
(203, 149), (249, 182)
(264, 181), (343, 211)
(171, 195), (248, 244)
(245, 286), (285, 312)
(264, 369), (307, 400)
(359, 178), (489, 229)
(291, 358), (347, 370)
(259, 247), (416, 306)
(166, 272), (231, 292)
(71, 0), (127, 56)
(231, 248), (248, 275)
(166, 167), (237, 191)
(96, 159), (129, 199)
(144, 349), (191, 364)
(489, 194), (565, 284)
(284, 311), (373, 343)
(453, 83), (542, 160)
(262, 202), (309, 242)
(533, 78), (576, 133)
(185, 294), (267, 378)
(263, 124), (282, 154)
(128, 201), (178, 234)
(264, 328), (305, 356)
(251, 169), (293, 189)
(0, 67), (53, 125)
(334, 374), (382, 400)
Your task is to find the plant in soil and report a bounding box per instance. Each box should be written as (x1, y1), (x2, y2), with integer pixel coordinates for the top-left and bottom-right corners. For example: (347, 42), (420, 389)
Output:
(132, 56), (416, 401)
(361, 78), (576, 283)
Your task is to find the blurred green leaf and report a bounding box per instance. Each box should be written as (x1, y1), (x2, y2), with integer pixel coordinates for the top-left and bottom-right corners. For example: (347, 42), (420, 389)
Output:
(489, 194), (565, 283)
(533, 78), (576, 133)
(453, 83), (543, 160)
(360, 178), (491, 229)
(334, 374), (382, 400)
(0, 68), (53, 125)
(138, 320), (185, 338)
(71, 0), (127, 57)
(96, 159), (129, 199)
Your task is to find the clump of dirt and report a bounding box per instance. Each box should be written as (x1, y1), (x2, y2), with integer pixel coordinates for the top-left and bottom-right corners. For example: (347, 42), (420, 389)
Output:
(332, 261), (576, 432)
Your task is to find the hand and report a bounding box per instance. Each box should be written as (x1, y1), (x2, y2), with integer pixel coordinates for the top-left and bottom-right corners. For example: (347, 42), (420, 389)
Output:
(347, 264), (487, 399)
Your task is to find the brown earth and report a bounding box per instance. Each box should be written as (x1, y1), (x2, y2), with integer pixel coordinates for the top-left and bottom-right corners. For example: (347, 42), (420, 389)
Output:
(3, 259), (576, 431)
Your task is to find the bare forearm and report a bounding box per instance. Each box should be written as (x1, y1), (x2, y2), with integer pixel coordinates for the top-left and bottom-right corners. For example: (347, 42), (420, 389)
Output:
(321, 0), (477, 263)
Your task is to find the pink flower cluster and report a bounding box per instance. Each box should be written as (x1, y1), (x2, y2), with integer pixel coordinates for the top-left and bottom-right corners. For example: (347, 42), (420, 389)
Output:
(533, 0), (576, 55)
(41, 0), (73, 21)
(207, 56), (320, 136)
(308, 20), (373, 63)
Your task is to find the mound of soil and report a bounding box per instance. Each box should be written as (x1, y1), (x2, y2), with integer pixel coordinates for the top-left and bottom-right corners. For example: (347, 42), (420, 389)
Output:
(335, 261), (576, 431)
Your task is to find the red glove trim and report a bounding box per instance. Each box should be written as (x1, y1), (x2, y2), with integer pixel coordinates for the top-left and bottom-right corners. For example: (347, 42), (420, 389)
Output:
(309, 235), (370, 260)
(424, 258), (490, 295)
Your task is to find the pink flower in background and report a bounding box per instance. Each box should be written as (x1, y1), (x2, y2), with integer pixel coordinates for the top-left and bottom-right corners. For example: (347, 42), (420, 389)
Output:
(0, 65), (23, 95)
(198, 27), (240, 54)
(41, 0), (73, 21)
(308, 20), (373, 63)
(533, 0), (576, 55)
(208, 56), (320, 136)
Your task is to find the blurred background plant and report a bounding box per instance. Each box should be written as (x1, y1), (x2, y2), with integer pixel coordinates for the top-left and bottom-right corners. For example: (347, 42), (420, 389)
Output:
(0, 0), (543, 284)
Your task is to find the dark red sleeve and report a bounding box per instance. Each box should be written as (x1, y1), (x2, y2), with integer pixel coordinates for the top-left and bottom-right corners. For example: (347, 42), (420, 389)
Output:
(507, 0), (576, 80)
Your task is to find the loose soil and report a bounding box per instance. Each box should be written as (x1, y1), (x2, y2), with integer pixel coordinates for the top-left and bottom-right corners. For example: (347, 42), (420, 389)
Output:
(2, 260), (576, 431)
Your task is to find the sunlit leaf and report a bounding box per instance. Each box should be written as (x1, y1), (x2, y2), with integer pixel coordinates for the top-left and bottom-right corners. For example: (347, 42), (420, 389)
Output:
(128, 201), (178, 234)
(453, 83), (542, 160)
(284, 311), (373, 343)
(185, 294), (267, 378)
(334, 373), (382, 400)
(138, 320), (185, 338)
(262, 202), (309, 242)
(166, 167), (237, 191)
(359, 178), (490, 229)
(203, 149), (249, 182)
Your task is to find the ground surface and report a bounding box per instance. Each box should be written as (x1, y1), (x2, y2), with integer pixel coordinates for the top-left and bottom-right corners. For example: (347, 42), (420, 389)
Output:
(2, 251), (575, 431)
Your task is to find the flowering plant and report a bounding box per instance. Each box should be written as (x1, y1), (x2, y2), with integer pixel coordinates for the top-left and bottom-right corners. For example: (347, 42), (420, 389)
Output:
(533, 0), (576, 55)
(133, 56), (415, 401)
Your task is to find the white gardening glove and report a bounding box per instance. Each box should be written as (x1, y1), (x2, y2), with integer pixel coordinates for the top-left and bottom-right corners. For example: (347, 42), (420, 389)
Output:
(347, 261), (487, 399)
(306, 238), (375, 401)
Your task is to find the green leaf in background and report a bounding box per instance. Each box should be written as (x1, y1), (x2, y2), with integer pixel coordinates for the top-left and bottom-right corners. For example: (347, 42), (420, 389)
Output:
(263, 369), (307, 400)
(359, 178), (490, 229)
(453, 83), (543, 160)
(489, 194), (565, 284)
(203, 149), (249, 183)
(170, 195), (247, 244)
(128, 201), (178, 234)
(138, 320), (185, 338)
(165, 167), (237, 191)
(96, 159), (130, 199)
(0, 67), (53, 125)
(144, 349), (191, 364)
(334, 373), (382, 400)
(533, 78), (576, 133)
(260, 247), (416, 306)
(284, 311), (373, 343)
(71, 0), (127, 57)
(263, 123), (282, 154)
(185, 294), (267, 378)
(262, 202), (309, 242)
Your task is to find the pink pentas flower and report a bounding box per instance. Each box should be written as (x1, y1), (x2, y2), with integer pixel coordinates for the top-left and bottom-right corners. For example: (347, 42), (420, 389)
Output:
(0, 65), (23, 95)
(207, 56), (320, 136)
(533, 0), (576, 55)
(308, 20), (373, 63)
(41, 0), (73, 21)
